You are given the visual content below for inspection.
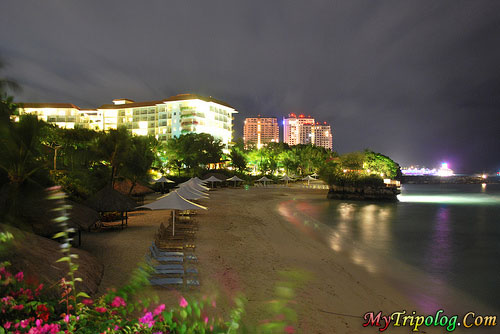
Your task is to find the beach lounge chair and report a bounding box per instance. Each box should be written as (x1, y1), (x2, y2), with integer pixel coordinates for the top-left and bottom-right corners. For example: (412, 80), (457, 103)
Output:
(152, 242), (198, 261)
(144, 255), (198, 273)
(149, 277), (200, 288)
(153, 268), (198, 276)
(155, 239), (196, 249)
(149, 246), (184, 263)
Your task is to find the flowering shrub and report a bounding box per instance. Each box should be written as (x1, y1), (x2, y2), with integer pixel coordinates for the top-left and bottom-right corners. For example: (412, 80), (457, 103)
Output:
(0, 188), (302, 333)
(0, 262), (245, 334)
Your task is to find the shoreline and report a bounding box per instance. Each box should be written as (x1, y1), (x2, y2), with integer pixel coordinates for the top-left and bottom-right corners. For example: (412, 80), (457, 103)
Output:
(80, 186), (481, 333)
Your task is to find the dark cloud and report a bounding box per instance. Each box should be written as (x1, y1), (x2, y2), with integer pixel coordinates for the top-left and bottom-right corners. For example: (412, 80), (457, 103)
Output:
(1, 0), (499, 173)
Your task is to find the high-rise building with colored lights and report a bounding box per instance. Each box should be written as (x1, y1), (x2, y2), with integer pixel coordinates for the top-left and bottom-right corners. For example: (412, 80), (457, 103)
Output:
(313, 122), (333, 150)
(283, 114), (315, 146)
(282, 114), (332, 150)
(243, 116), (279, 149)
(17, 94), (237, 147)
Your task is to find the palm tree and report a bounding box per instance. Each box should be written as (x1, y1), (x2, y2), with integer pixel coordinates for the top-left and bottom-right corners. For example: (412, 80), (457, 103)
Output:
(0, 60), (20, 96)
(96, 127), (132, 185)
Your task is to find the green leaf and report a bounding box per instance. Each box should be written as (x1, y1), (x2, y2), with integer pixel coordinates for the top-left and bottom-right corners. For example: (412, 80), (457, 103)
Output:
(76, 291), (90, 298)
(53, 232), (66, 239)
(56, 256), (71, 263)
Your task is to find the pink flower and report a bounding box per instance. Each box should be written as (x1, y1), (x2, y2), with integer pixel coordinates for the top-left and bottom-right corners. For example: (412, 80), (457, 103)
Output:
(35, 284), (44, 296)
(64, 314), (70, 323)
(139, 312), (155, 328)
(284, 326), (295, 333)
(110, 296), (126, 308)
(4, 322), (12, 329)
(15, 271), (24, 282)
(179, 297), (188, 308)
(153, 303), (165, 316)
(12, 304), (24, 310)
(20, 319), (30, 328)
(114, 325), (120, 330)
(82, 299), (93, 306)
(204, 316), (209, 325)
(95, 307), (107, 313)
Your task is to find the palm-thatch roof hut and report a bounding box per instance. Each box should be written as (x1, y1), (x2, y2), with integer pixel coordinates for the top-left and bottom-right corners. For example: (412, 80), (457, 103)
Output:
(86, 186), (137, 228)
(114, 179), (155, 196)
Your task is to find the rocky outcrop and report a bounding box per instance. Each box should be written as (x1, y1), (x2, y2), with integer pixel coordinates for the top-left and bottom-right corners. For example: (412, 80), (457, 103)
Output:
(326, 184), (399, 201)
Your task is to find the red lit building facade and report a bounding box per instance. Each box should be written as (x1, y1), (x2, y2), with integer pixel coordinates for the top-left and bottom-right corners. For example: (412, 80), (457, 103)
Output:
(283, 114), (332, 150)
(243, 116), (279, 149)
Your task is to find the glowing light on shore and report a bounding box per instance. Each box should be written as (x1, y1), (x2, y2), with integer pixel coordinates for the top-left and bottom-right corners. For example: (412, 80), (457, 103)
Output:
(436, 162), (454, 177)
(398, 194), (500, 205)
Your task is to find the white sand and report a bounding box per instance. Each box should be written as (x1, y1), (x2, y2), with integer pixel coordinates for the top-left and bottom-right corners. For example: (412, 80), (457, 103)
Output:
(81, 186), (450, 333)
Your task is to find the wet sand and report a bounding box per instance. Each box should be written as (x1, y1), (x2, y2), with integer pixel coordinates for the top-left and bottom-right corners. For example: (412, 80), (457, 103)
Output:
(81, 186), (451, 333)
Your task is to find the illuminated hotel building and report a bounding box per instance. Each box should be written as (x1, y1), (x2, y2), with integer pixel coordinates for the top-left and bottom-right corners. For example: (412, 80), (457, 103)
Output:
(18, 94), (237, 147)
(313, 122), (333, 150)
(243, 116), (279, 149)
(283, 114), (315, 146)
(282, 114), (333, 150)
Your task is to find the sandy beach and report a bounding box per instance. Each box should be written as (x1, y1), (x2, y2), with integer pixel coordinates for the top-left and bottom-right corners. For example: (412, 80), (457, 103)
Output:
(80, 186), (444, 333)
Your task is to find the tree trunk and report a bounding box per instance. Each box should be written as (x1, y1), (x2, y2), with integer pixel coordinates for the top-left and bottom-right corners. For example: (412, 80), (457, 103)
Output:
(128, 179), (137, 196)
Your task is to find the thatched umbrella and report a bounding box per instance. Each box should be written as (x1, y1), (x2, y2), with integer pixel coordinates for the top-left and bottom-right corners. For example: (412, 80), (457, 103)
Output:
(138, 190), (207, 236)
(176, 184), (208, 200)
(204, 175), (223, 188)
(86, 186), (137, 229)
(193, 177), (208, 185)
(281, 174), (293, 186)
(226, 175), (244, 187)
(257, 176), (273, 187)
(185, 179), (210, 191)
(302, 175), (316, 185)
(179, 183), (209, 198)
(179, 178), (210, 192)
(154, 176), (175, 193)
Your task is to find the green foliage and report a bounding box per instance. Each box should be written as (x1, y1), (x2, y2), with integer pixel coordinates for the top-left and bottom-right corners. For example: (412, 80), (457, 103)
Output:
(229, 148), (248, 172)
(319, 150), (400, 187)
(96, 127), (133, 185)
(363, 150), (400, 179)
(162, 133), (224, 176)
(121, 136), (156, 194)
(255, 270), (310, 334)
(243, 142), (333, 176)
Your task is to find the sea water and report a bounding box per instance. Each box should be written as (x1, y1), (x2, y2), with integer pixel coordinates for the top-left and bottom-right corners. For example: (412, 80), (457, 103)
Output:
(279, 184), (500, 314)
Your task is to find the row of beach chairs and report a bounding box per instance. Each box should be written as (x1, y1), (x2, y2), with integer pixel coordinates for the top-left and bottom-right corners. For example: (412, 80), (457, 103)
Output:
(146, 216), (200, 289)
(300, 184), (329, 189)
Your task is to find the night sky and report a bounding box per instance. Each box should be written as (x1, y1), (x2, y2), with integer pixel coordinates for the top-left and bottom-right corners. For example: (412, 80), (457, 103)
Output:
(1, 1), (499, 173)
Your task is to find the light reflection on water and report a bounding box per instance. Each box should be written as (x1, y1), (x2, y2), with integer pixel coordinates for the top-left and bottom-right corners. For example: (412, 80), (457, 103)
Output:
(278, 184), (500, 313)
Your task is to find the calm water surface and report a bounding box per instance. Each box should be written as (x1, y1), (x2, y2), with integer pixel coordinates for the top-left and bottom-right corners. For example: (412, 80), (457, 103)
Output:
(279, 184), (500, 313)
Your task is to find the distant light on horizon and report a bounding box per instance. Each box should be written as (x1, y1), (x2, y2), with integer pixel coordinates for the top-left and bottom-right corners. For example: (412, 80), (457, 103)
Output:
(398, 194), (500, 205)
(401, 162), (454, 177)
(437, 162), (454, 177)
